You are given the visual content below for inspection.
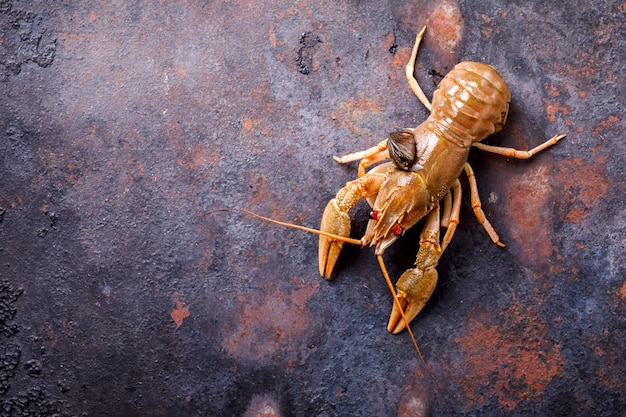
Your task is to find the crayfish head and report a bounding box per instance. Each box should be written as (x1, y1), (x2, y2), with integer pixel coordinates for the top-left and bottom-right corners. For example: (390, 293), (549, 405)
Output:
(364, 168), (430, 256)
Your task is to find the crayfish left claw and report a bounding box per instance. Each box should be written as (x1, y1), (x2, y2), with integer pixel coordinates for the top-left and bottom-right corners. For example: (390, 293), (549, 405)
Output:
(319, 199), (351, 279)
(387, 267), (438, 334)
(319, 172), (386, 279)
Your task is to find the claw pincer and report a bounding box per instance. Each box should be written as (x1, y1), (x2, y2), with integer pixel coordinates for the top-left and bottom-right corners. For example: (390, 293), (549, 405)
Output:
(318, 171), (384, 279)
(318, 198), (351, 279)
(387, 207), (443, 334)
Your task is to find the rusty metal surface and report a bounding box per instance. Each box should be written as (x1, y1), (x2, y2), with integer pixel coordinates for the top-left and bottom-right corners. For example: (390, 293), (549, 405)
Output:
(0, 0), (624, 416)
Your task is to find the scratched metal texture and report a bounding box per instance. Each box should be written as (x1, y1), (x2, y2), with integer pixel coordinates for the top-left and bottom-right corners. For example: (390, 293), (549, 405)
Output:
(0, 0), (624, 416)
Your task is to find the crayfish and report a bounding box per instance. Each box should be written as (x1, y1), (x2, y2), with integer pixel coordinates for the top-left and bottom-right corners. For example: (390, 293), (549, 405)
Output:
(320, 26), (565, 335)
(211, 27), (565, 348)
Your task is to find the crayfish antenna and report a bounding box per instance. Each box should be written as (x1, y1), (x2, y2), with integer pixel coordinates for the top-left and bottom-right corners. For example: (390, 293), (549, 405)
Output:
(201, 208), (364, 246)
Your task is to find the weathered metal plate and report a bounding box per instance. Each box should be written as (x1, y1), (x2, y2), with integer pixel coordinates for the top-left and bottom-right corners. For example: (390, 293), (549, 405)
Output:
(1, 0), (624, 415)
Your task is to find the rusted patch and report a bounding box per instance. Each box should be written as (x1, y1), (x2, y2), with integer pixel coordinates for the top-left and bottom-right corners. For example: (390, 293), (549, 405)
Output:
(592, 332), (626, 397)
(426, 0), (464, 55)
(619, 280), (626, 300)
(391, 44), (412, 69)
(451, 300), (563, 410)
(176, 142), (221, 171)
(221, 277), (319, 362)
(501, 164), (554, 269)
(269, 7), (321, 69)
(592, 114), (620, 136)
(557, 155), (609, 224)
(392, 0), (463, 74)
(170, 299), (190, 329)
(397, 369), (430, 417)
(542, 81), (572, 125)
(479, 14), (494, 39)
(333, 95), (386, 138)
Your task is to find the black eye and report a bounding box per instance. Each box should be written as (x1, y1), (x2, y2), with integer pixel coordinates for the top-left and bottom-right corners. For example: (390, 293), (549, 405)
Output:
(388, 129), (419, 171)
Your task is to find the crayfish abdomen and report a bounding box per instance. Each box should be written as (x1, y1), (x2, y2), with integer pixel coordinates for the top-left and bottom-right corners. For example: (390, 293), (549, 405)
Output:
(429, 61), (511, 147)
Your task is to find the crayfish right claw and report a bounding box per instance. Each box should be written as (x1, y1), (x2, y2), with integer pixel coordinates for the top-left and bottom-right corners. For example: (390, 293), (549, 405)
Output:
(387, 267), (438, 334)
(319, 199), (351, 279)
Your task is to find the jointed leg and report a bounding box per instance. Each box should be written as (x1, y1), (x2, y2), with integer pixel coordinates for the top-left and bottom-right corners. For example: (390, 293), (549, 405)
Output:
(387, 205), (441, 334)
(464, 163), (505, 247)
(472, 134), (566, 159)
(440, 179), (462, 253)
(406, 26), (432, 112)
(440, 191), (452, 228)
(333, 139), (390, 177)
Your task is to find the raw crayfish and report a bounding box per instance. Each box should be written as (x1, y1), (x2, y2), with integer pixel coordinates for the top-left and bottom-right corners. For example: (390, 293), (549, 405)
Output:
(319, 26), (565, 335)
(210, 26), (565, 347)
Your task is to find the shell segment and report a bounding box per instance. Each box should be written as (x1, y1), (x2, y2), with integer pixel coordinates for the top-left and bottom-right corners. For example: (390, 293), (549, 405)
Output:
(429, 61), (511, 147)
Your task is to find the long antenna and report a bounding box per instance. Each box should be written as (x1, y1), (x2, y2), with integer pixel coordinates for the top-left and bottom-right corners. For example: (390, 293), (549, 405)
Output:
(201, 208), (363, 246)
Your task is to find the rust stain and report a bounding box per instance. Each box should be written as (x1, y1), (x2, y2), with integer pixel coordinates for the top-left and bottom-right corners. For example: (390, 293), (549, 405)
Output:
(557, 155), (609, 224)
(503, 164), (554, 269)
(554, 46), (618, 86)
(334, 95), (386, 138)
(592, 114), (620, 136)
(589, 326), (626, 397)
(241, 116), (272, 137)
(170, 299), (190, 329)
(392, 0), (463, 72)
(222, 277), (319, 362)
(426, 0), (464, 55)
(383, 30), (396, 53)
(479, 14), (494, 39)
(391, 45), (412, 69)
(451, 300), (563, 410)
(542, 82), (572, 125)
(176, 142), (221, 170)
(268, 7), (318, 67)
(619, 281), (626, 300)
(397, 366), (430, 417)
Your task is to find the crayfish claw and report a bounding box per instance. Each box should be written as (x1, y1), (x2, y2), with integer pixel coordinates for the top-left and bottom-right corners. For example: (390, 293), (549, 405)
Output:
(387, 267), (438, 334)
(319, 199), (351, 279)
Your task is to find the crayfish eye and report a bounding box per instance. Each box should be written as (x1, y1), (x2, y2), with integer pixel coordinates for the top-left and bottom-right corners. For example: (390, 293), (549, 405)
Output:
(388, 129), (419, 171)
(369, 210), (381, 220)
(391, 224), (403, 236)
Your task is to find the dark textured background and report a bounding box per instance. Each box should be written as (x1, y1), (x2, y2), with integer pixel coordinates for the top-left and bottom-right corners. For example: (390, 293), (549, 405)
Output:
(1, 0), (624, 416)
